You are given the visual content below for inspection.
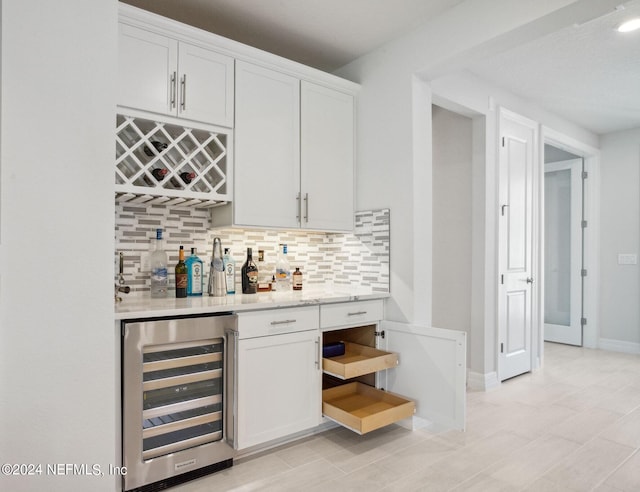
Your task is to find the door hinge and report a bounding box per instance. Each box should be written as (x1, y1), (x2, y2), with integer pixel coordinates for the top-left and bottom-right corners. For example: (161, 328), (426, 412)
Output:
(500, 342), (504, 353)
(582, 171), (589, 179)
(581, 269), (588, 277)
(375, 330), (385, 339)
(581, 220), (588, 228)
(581, 317), (587, 326)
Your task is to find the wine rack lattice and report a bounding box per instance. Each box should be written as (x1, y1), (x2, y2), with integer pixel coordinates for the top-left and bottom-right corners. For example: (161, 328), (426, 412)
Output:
(115, 114), (231, 208)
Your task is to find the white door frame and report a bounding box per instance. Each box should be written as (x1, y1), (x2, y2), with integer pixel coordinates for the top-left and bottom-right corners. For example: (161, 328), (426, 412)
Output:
(540, 127), (600, 354)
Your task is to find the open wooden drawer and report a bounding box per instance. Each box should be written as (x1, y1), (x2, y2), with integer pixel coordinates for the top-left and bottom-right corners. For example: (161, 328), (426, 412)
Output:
(323, 342), (398, 379)
(322, 382), (415, 434)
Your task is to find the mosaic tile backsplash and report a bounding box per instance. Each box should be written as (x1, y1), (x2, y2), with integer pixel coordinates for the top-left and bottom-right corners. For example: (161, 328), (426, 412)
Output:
(115, 205), (390, 296)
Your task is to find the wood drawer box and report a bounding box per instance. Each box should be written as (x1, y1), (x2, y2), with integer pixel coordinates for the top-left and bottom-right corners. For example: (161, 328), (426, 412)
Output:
(320, 300), (383, 330)
(238, 305), (319, 339)
(323, 342), (398, 379)
(322, 382), (415, 434)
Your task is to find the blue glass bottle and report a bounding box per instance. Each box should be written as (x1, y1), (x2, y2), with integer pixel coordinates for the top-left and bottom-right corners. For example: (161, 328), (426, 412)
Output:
(186, 247), (203, 296)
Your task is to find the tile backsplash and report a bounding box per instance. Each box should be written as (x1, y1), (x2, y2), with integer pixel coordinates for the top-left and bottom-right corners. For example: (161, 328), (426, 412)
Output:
(115, 205), (389, 296)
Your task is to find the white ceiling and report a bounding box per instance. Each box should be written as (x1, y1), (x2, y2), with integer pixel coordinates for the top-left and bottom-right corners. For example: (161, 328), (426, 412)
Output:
(122, 0), (640, 135)
(121, 0), (465, 71)
(465, 0), (640, 135)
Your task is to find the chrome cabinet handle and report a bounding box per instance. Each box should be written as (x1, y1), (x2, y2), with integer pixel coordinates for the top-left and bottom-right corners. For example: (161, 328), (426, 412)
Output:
(180, 74), (187, 111)
(347, 311), (367, 316)
(170, 71), (177, 109)
(296, 193), (301, 223)
(270, 319), (296, 325)
(315, 337), (320, 369)
(304, 193), (309, 223)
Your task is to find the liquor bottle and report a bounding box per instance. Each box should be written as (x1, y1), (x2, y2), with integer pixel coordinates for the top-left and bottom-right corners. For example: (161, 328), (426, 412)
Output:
(241, 247), (258, 294)
(223, 248), (236, 294)
(293, 267), (303, 291)
(275, 243), (291, 291)
(186, 247), (203, 296)
(150, 229), (168, 298)
(175, 246), (187, 298)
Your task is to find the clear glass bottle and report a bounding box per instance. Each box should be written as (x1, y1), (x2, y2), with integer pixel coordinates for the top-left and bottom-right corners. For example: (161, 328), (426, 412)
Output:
(275, 243), (291, 291)
(223, 248), (236, 294)
(175, 245), (187, 298)
(241, 248), (258, 294)
(186, 247), (203, 296)
(150, 228), (168, 298)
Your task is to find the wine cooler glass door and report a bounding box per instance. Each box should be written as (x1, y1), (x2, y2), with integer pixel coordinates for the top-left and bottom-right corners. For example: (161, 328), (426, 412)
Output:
(122, 314), (237, 491)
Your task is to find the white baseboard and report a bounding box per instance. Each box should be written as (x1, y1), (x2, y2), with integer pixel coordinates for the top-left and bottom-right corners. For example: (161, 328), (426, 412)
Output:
(467, 370), (500, 391)
(598, 338), (640, 355)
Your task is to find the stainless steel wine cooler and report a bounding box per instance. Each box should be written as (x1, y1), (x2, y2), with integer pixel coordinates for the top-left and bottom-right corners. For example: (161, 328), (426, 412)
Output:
(122, 313), (238, 491)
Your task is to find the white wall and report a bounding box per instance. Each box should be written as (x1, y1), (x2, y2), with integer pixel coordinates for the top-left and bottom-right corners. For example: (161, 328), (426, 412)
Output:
(337, 0), (600, 381)
(431, 106), (472, 342)
(599, 127), (640, 351)
(0, 2), (117, 491)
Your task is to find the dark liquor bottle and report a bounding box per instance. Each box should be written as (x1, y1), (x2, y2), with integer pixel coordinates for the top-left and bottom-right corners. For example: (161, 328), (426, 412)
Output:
(175, 246), (187, 298)
(241, 247), (258, 294)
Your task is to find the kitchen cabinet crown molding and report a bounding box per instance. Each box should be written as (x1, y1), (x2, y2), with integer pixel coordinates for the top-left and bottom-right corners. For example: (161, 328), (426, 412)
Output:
(118, 3), (360, 96)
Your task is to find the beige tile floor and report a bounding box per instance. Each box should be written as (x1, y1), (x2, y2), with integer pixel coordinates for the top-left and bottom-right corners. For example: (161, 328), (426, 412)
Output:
(175, 342), (640, 491)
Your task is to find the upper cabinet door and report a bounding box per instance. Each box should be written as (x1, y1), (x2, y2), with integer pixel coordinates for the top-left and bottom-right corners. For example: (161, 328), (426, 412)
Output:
(118, 23), (234, 128)
(118, 24), (177, 116)
(301, 81), (355, 231)
(234, 61), (300, 229)
(177, 43), (234, 127)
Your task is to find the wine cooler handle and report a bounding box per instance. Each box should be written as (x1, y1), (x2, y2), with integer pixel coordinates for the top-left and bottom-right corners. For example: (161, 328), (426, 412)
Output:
(170, 71), (177, 109)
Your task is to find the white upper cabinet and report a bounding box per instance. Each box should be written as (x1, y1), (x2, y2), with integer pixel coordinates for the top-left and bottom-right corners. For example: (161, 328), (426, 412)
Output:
(234, 61), (301, 229)
(301, 81), (355, 231)
(118, 23), (234, 128)
(231, 62), (355, 232)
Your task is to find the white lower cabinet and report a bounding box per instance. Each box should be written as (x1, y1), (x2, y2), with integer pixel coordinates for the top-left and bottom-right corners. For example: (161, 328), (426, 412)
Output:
(236, 307), (321, 450)
(320, 300), (467, 434)
(321, 301), (415, 434)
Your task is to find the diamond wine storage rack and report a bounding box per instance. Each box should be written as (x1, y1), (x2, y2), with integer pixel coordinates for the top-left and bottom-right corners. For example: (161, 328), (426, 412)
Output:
(115, 114), (231, 208)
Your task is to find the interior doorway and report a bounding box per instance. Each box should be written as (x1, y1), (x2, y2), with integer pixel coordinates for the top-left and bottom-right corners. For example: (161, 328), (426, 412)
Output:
(543, 144), (584, 346)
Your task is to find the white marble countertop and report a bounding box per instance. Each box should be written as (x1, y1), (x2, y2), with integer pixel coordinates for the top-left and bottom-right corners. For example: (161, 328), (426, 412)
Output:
(115, 288), (389, 320)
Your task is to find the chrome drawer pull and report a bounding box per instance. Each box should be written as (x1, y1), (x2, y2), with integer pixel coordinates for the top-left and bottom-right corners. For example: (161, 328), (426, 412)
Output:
(270, 319), (297, 325)
(347, 311), (367, 316)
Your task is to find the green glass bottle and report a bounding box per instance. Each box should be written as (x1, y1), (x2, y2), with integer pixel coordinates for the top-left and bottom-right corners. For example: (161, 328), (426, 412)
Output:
(175, 246), (187, 298)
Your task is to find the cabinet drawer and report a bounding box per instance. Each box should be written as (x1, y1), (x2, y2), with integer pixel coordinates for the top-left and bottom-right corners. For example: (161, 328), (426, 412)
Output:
(320, 300), (383, 329)
(322, 382), (415, 435)
(238, 306), (319, 339)
(323, 342), (398, 379)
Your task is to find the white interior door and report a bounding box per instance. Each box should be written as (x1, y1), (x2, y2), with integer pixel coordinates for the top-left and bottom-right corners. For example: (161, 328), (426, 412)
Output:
(498, 110), (537, 381)
(544, 159), (583, 345)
